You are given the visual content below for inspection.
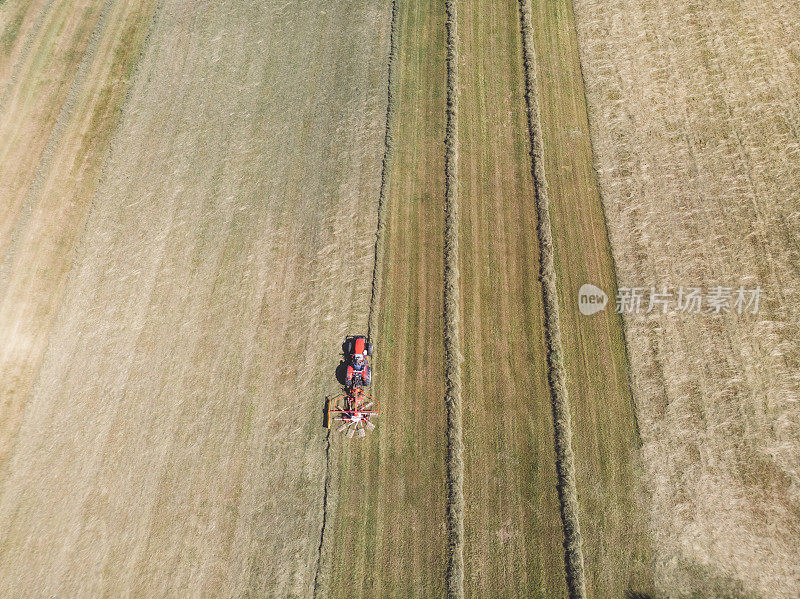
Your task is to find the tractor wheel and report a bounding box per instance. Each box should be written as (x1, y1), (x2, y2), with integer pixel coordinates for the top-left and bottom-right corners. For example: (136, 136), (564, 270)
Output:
(366, 342), (373, 356)
(364, 367), (372, 386)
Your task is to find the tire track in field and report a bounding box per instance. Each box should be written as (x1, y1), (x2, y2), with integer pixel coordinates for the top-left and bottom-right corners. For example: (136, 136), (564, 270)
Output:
(312, 1), (399, 596)
(443, 0), (464, 597)
(517, 1), (587, 597)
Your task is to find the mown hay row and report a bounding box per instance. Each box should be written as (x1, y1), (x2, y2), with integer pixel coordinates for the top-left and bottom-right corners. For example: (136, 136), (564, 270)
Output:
(517, 1), (586, 597)
(311, 429), (331, 599)
(367, 0), (399, 340)
(443, 0), (464, 597)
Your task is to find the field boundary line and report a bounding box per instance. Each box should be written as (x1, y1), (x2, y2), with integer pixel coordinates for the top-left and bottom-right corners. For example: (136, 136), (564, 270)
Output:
(516, 1), (587, 597)
(443, 0), (464, 597)
(313, 1), (400, 596)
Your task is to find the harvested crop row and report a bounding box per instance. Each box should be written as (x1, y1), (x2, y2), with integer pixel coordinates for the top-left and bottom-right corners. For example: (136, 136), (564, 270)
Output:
(442, 1), (464, 598)
(367, 0), (398, 341)
(312, 429), (332, 599)
(326, 0), (450, 595)
(524, 0), (655, 595)
(456, 0), (568, 595)
(517, 0), (586, 597)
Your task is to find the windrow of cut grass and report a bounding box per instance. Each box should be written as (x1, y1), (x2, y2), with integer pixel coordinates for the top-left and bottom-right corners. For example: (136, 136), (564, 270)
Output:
(326, 0), (450, 596)
(524, 0), (656, 595)
(517, 0), (586, 596)
(442, 0), (465, 597)
(366, 0), (399, 342)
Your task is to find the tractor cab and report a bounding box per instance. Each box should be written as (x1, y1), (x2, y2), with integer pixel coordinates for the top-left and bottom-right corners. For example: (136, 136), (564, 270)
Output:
(343, 335), (373, 387)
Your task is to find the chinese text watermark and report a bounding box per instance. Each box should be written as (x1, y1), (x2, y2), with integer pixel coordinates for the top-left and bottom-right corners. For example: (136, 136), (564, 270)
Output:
(578, 284), (762, 316)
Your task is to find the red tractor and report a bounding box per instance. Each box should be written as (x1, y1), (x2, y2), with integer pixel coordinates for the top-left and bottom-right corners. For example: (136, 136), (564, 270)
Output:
(324, 335), (379, 438)
(344, 335), (372, 387)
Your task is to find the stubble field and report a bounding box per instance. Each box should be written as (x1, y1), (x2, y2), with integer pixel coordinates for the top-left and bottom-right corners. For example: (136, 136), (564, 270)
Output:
(574, 0), (800, 595)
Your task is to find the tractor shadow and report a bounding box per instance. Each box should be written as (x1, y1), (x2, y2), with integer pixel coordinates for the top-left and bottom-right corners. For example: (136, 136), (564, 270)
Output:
(335, 338), (351, 386)
(335, 360), (348, 386)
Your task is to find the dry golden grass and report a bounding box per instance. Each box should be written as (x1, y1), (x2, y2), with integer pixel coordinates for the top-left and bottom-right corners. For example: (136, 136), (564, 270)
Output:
(0, 0), (390, 595)
(0, 0), (157, 475)
(6, 0), (796, 595)
(573, 0), (800, 595)
(0, 0), (51, 89)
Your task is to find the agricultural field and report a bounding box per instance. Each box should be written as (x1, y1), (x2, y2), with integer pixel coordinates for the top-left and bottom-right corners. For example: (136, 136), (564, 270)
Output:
(573, 0), (800, 596)
(323, 1), (449, 596)
(0, 0), (798, 597)
(327, 0), (652, 596)
(0, 0), (390, 595)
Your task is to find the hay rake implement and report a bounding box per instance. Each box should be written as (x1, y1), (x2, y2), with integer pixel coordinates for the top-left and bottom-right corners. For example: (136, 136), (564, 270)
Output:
(324, 387), (379, 438)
